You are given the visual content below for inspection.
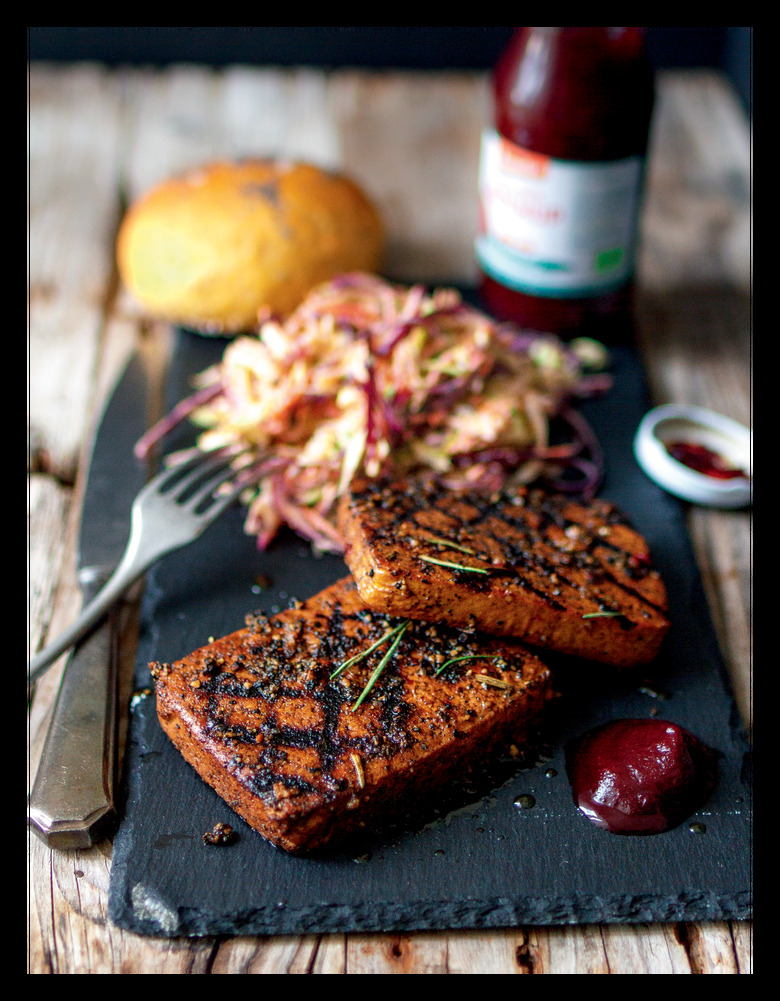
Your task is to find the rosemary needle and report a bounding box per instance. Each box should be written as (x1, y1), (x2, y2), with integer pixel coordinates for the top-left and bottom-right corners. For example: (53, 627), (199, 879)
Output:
(418, 533), (477, 555)
(434, 654), (501, 676)
(352, 620), (410, 712)
(419, 555), (491, 574)
(330, 620), (408, 680)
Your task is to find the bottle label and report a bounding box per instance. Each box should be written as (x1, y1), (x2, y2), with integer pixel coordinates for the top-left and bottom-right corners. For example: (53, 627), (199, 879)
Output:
(476, 130), (644, 298)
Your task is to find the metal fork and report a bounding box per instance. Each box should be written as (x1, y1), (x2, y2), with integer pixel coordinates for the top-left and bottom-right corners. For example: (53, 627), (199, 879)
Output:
(28, 444), (257, 686)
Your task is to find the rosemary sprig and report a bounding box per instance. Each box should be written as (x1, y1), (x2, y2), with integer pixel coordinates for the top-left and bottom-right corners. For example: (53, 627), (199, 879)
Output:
(419, 555), (491, 574)
(582, 611), (622, 618)
(330, 620), (408, 680)
(352, 620), (410, 712)
(434, 654), (502, 676)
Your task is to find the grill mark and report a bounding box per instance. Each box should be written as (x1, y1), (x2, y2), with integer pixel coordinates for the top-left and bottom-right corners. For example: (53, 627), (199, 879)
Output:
(152, 576), (556, 852)
(181, 596), (512, 796)
(476, 521), (666, 618)
(355, 478), (665, 618)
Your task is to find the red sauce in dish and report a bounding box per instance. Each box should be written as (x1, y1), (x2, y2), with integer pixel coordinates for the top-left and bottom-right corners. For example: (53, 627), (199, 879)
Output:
(665, 440), (747, 480)
(566, 718), (717, 835)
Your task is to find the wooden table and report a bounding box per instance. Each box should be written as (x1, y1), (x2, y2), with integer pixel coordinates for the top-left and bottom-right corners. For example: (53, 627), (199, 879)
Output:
(28, 63), (752, 974)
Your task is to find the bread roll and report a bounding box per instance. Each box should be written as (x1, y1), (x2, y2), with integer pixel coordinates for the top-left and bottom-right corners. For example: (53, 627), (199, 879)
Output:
(117, 159), (384, 334)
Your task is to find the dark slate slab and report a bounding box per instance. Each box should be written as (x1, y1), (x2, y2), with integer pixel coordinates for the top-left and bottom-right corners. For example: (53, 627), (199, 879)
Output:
(108, 324), (752, 937)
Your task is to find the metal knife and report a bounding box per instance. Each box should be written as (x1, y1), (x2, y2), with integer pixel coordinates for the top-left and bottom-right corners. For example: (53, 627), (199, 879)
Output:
(28, 352), (150, 849)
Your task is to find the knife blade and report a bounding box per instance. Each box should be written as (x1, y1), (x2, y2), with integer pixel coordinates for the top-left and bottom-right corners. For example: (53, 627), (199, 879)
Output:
(28, 351), (150, 849)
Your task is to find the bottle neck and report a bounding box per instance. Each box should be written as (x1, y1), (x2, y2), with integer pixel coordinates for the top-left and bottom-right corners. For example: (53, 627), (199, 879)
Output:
(495, 27), (654, 161)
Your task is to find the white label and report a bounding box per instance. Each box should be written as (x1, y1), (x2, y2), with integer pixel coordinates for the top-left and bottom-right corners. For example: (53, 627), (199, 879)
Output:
(476, 130), (643, 298)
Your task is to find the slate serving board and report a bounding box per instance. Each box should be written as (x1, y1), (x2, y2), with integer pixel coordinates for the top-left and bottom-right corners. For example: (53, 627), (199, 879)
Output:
(108, 322), (752, 937)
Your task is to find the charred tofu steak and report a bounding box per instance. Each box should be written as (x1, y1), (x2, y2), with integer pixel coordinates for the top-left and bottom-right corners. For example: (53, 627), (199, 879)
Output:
(338, 476), (669, 668)
(152, 576), (553, 854)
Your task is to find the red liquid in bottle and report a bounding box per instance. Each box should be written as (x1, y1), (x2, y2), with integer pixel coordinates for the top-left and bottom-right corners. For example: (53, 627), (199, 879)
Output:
(477, 27), (655, 340)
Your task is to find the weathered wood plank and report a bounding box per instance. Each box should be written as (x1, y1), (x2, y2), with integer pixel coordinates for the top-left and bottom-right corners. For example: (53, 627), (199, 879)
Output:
(330, 70), (491, 284)
(640, 70), (751, 293)
(28, 64), (129, 483)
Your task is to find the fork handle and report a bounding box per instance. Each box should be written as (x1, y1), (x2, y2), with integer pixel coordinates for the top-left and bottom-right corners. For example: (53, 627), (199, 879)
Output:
(28, 577), (120, 849)
(27, 503), (173, 685)
(28, 563), (141, 685)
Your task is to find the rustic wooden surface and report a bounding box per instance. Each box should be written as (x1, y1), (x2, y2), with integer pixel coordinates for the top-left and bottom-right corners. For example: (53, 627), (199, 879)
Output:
(28, 63), (752, 974)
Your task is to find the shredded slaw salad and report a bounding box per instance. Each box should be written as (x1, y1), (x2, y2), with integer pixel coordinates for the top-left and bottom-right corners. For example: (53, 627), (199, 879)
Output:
(135, 273), (611, 553)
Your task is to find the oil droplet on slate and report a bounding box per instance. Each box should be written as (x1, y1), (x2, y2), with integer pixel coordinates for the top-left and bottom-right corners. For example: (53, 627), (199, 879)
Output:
(130, 687), (152, 709)
(514, 794), (536, 810)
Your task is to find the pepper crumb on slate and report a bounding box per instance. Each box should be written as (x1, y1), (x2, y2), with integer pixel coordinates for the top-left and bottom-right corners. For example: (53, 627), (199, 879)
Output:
(202, 822), (237, 846)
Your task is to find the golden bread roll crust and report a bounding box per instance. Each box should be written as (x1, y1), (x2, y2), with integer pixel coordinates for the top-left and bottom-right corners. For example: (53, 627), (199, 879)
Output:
(117, 159), (384, 333)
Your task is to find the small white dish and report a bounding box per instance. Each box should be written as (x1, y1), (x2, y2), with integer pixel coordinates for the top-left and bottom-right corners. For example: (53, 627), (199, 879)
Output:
(633, 404), (752, 509)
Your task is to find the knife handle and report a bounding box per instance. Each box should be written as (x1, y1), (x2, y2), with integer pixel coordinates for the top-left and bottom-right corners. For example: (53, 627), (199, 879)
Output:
(28, 593), (119, 850)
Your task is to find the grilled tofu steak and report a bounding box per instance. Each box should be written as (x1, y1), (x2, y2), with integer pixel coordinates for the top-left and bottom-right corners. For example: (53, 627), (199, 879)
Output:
(338, 475), (670, 668)
(152, 576), (553, 854)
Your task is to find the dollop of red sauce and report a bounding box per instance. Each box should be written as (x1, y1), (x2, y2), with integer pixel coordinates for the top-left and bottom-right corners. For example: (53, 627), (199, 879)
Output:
(665, 440), (747, 480)
(566, 718), (717, 835)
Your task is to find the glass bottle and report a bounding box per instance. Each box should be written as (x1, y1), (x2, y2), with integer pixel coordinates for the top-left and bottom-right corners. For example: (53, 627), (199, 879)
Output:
(476, 27), (655, 340)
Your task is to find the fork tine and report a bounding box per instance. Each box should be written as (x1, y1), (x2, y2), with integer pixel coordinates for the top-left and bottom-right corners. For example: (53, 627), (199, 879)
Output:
(29, 443), (260, 684)
(182, 454), (255, 515)
(155, 445), (240, 499)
